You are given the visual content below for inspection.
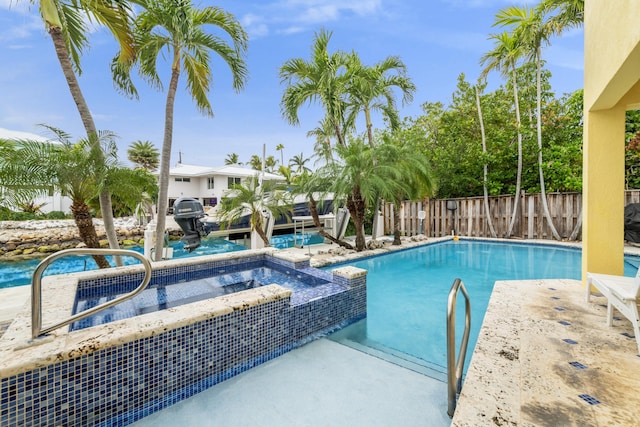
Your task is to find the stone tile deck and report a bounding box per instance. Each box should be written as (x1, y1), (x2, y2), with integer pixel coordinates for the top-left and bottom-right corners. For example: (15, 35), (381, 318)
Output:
(453, 279), (640, 426)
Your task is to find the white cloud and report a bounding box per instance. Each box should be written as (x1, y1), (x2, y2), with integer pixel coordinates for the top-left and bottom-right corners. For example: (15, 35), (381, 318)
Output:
(239, 0), (383, 39)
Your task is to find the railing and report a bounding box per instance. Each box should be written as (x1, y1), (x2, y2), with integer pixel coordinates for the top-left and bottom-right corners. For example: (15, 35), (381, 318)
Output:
(31, 248), (152, 339)
(447, 278), (471, 418)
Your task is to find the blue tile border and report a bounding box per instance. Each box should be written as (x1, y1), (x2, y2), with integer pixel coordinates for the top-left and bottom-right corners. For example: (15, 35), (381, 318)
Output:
(562, 338), (578, 345)
(1, 254), (367, 427)
(569, 361), (587, 370)
(578, 394), (601, 405)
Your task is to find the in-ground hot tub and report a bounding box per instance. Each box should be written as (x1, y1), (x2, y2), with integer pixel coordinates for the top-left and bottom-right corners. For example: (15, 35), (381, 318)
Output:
(0, 248), (367, 427)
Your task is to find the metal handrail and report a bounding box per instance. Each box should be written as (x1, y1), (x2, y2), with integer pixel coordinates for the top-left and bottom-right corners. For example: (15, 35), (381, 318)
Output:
(446, 278), (471, 418)
(31, 248), (152, 339)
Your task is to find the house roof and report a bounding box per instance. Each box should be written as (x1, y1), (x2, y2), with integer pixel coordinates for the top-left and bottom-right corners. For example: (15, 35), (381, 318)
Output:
(168, 163), (217, 177)
(0, 127), (54, 143)
(213, 164), (283, 180)
(167, 163), (283, 180)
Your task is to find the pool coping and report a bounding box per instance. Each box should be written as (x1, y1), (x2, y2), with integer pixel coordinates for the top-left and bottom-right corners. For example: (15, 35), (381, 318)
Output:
(451, 278), (640, 426)
(0, 247), (367, 378)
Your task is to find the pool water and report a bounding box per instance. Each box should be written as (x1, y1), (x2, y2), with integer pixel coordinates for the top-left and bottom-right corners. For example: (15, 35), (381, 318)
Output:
(328, 240), (640, 377)
(71, 266), (330, 330)
(0, 233), (324, 289)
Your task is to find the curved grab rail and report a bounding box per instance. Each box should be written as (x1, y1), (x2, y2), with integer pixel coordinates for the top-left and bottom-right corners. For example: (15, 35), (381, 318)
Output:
(446, 278), (471, 418)
(31, 248), (152, 339)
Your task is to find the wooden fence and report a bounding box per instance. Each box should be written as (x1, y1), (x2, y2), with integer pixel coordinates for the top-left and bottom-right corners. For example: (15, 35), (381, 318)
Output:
(383, 190), (640, 241)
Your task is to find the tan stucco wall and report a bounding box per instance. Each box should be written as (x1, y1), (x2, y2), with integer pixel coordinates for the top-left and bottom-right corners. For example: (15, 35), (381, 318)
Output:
(584, 1), (640, 111)
(583, 1), (640, 279)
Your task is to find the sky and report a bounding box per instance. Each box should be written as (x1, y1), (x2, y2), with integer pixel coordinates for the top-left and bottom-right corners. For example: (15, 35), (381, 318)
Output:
(0, 0), (583, 168)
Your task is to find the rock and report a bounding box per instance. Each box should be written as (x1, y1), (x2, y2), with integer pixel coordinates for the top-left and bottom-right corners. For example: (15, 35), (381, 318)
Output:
(23, 248), (36, 255)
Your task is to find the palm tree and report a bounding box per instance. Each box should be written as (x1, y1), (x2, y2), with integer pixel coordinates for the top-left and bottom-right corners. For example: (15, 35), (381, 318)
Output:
(291, 170), (353, 249)
(225, 152), (241, 165)
(308, 117), (336, 165)
(216, 176), (292, 246)
(36, 0), (136, 254)
(127, 140), (160, 170)
(328, 139), (404, 251)
(275, 143), (285, 166)
(0, 130), (134, 268)
(376, 131), (436, 244)
(289, 152), (311, 175)
(474, 83), (498, 238)
(248, 154), (262, 171)
(345, 53), (416, 146)
(113, 0), (248, 261)
(541, 0), (584, 32)
(480, 31), (525, 238)
(280, 28), (351, 147)
(495, 5), (562, 240)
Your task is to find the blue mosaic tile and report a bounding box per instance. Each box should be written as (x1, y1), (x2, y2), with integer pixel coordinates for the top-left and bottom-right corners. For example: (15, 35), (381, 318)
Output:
(548, 287), (557, 291)
(563, 338), (578, 345)
(578, 394), (601, 405)
(554, 307), (566, 312)
(569, 361), (587, 370)
(2, 255), (367, 427)
(551, 296), (560, 300)
(621, 332), (635, 339)
(558, 320), (571, 326)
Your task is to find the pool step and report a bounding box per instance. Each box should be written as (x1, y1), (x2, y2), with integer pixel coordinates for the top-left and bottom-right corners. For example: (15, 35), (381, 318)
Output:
(328, 324), (447, 383)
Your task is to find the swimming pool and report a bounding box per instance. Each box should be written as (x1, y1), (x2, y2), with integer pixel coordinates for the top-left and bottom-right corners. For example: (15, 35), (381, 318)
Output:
(328, 240), (640, 378)
(0, 233), (323, 289)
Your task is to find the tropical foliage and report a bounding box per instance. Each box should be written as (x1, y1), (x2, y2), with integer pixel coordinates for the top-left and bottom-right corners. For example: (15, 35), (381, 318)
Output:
(127, 140), (160, 171)
(216, 176), (293, 246)
(113, 0), (248, 261)
(0, 130), (148, 267)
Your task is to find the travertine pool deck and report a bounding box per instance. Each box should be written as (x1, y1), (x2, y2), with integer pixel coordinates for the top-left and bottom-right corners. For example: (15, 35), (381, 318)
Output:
(453, 279), (640, 426)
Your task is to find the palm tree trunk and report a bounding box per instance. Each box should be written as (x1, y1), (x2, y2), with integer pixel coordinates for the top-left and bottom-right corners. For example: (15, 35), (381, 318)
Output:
(393, 203), (401, 245)
(535, 50), (561, 240)
(49, 26), (122, 264)
(308, 195), (353, 249)
(475, 85), (497, 238)
(506, 66), (523, 238)
(154, 63), (180, 261)
(365, 107), (374, 146)
(347, 187), (366, 251)
(71, 200), (110, 269)
(254, 216), (271, 247)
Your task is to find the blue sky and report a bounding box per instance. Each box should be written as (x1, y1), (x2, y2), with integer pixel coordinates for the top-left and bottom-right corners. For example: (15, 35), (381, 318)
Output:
(0, 0), (583, 168)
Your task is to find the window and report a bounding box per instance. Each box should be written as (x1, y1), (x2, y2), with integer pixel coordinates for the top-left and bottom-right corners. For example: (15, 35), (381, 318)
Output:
(207, 177), (215, 189)
(174, 177), (191, 182)
(227, 177), (241, 187)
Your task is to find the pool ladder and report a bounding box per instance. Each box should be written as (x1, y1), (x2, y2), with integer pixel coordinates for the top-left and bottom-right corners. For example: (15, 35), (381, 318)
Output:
(31, 248), (152, 339)
(447, 278), (471, 418)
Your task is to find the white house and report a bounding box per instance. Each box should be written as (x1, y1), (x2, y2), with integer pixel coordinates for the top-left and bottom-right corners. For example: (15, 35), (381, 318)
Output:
(164, 163), (284, 211)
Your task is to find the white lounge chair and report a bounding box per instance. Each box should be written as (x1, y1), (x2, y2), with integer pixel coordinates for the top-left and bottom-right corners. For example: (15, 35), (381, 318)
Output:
(586, 268), (640, 353)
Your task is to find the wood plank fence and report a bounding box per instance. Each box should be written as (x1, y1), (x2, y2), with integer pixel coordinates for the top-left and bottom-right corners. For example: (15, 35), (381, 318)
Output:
(382, 190), (640, 241)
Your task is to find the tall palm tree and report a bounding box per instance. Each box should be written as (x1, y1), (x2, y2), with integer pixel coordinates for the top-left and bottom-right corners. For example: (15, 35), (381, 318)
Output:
(496, 5), (562, 240)
(216, 176), (293, 246)
(127, 140), (160, 170)
(480, 31), (525, 238)
(289, 152), (311, 175)
(248, 154), (262, 171)
(475, 83), (498, 238)
(113, 0), (248, 261)
(308, 116), (336, 165)
(0, 130), (133, 268)
(345, 53), (416, 146)
(541, 0), (584, 32)
(36, 0), (136, 254)
(224, 152), (241, 165)
(275, 143), (285, 166)
(280, 28), (351, 147)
